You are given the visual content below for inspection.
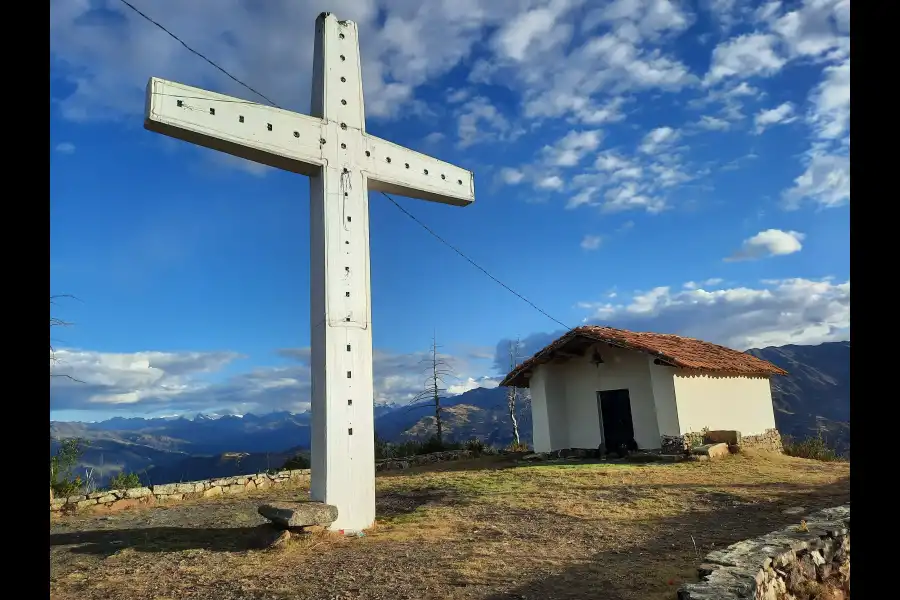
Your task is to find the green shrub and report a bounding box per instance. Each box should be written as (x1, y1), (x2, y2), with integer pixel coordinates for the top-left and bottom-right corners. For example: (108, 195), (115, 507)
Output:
(783, 432), (844, 462)
(507, 441), (530, 453)
(107, 471), (142, 490)
(464, 438), (487, 456)
(375, 434), (468, 459)
(281, 454), (311, 470)
(50, 438), (88, 497)
(52, 476), (84, 498)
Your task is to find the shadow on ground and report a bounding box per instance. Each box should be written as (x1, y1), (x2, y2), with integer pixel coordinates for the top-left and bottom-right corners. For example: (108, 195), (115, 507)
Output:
(50, 488), (459, 557)
(480, 475), (851, 600)
(51, 526), (272, 555)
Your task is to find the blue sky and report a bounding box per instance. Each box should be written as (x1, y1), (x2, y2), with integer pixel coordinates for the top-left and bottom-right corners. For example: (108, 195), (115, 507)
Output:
(50, 0), (850, 422)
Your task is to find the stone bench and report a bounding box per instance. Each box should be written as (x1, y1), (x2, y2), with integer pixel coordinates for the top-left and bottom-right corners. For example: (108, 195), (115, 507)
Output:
(255, 501), (340, 548)
(258, 501), (338, 530)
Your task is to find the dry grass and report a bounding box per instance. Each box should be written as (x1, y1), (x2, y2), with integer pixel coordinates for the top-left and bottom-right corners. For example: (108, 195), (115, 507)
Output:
(50, 451), (849, 600)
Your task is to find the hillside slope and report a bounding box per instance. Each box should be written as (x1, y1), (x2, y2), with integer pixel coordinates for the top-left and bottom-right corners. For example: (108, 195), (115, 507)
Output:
(50, 341), (849, 484)
(747, 341), (850, 452)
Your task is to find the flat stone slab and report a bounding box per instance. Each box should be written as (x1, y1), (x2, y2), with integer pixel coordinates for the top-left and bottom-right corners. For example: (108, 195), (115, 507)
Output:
(257, 501), (338, 528)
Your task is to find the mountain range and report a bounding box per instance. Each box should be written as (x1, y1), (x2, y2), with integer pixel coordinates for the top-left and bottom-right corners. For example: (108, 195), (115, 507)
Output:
(748, 341), (850, 453)
(50, 340), (849, 486)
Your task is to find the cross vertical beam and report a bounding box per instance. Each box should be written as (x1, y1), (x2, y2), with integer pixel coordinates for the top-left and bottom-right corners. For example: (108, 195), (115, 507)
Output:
(308, 13), (375, 532)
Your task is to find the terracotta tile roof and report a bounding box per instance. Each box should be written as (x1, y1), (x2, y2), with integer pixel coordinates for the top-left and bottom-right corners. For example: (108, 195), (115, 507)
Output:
(500, 325), (788, 387)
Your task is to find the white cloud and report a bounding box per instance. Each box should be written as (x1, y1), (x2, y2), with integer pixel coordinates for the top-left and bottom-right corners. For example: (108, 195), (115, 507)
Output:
(541, 129), (604, 167)
(447, 377), (500, 395)
(754, 101), (797, 133)
(423, 132), (445, 145)
(705, 33), (786, 84)
(576, 97), (628, 125)
(49, 0), (533, 125)
(499, 167), (525, 185)
(779, 53), (849, 210)
(51, 345), (497, 416)
(577, 277), (850, 350)
(639, 126), (680, 154)
(584, 0), (693, 42)
(767, 0), (850, 61)
(688, 80), (764, 123)
(491, 0), (579, 62)
(487, 2), (695, 125)
(703, 1), (849, 88)
(566, 188), (597, 210)
(456, 96), (518, 148)
(782, 153), (849, 209)
(683, 278), (724, 289)
(726, 229), (805, 261)
(446, 88), (470, 104)
(580, 234), (603, 250)
(702, 0), (752, 32)
(537, 175), (564, 191)
(50, 350), (244, 411)
(808, 58), (850, 141)
(696, 115), (731, 131)
(603, 182), (666, 213)
(55, 142), (76, 154)
(548, 142), (690, 214)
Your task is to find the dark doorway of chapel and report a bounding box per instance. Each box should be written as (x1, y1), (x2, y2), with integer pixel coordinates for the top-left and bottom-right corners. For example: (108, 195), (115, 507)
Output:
(597, 389), (636, 451)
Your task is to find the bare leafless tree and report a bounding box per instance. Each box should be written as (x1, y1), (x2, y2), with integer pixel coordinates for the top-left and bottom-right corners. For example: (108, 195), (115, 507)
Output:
(507, 337), (523, 446)
(50, 294), (81, 383)
(407, 334), (455, 445)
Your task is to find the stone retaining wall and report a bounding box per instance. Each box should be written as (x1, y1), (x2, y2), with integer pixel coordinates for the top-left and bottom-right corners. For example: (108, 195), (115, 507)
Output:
(661, 428), (783, 454)
(741, 428), (784, 453)
(678, 505), (850, 600)
(375, 449), (476, 471)
(50, 469), (311, 514)
(52, 450), (508, 511)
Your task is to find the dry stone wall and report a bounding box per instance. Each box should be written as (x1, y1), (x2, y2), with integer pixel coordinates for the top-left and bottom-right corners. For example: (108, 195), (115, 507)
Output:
(678, 505), (850, 600)
(741, 428), (784, 453)
(661, 428), (783, 454)
(52, 450), (500, 512)
(375, 449), (476, 471)
(50, 469), (310, 514)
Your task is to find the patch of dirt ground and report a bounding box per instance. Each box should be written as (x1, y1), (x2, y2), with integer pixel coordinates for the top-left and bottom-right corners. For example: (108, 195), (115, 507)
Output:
(50, 451), (850, 600)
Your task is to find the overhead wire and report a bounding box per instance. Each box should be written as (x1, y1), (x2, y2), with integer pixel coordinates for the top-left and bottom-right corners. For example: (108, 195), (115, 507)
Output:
(116, 0), (572, 332)
(379, 192), (570, 330)
(116, 0), (280, 107)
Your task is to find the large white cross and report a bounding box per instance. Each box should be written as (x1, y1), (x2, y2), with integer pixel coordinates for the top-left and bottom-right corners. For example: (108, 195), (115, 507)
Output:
(143, 12), (474, 532)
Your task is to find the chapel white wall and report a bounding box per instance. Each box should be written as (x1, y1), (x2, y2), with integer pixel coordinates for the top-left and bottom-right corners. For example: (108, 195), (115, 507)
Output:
(535, 344), (663, 451)
(648, 360), (680, 437)
(672, 372), (777, 436)
(528, 367), (553, 453)
(545, 365), (569, 449)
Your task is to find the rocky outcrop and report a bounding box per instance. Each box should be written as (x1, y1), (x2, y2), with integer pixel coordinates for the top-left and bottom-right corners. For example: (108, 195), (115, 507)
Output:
(678, 505), (850, 600)
(49, 469), (311, 514)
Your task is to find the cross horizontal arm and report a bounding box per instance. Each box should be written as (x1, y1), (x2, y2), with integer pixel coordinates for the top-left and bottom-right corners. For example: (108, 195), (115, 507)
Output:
(144, 77), (325, 176)
(361, 134), (475, 207)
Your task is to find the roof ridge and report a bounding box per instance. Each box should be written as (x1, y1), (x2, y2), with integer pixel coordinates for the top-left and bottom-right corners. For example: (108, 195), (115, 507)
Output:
(500, 324), (788, 387)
